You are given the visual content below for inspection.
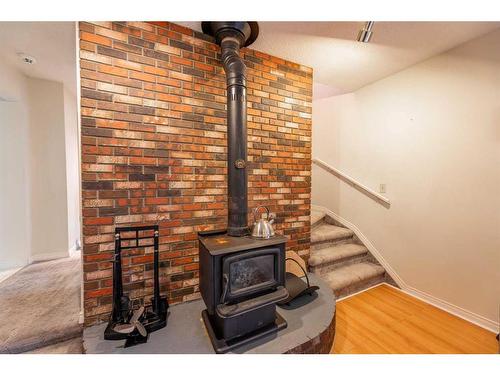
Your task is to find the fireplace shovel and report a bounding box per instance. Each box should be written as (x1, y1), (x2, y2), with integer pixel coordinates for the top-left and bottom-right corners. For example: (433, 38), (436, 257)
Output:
(113, 305), (147, 337)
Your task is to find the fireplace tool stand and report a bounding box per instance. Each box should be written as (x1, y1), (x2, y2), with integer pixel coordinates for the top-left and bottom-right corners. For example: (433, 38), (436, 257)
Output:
(104, 225), (168, 347)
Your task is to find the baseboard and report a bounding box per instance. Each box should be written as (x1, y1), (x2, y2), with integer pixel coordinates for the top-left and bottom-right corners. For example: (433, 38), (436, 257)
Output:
(29, 251), (69, 263)
(311, 204), (405, 288)
(387, 283), (499, 334)
(335, 282), (386, 302)
(0, 261), (26, 271)
(69, 244), (78, 258)
(312, 204), (500, 334)
(0, 267), (24, 284)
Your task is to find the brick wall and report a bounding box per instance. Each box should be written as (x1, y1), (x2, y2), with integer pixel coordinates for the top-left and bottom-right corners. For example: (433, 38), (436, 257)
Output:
(79, 21), (312, 326)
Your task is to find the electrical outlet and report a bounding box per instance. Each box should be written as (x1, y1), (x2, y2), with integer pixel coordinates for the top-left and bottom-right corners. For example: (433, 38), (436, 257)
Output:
(379, 184), (386, 193)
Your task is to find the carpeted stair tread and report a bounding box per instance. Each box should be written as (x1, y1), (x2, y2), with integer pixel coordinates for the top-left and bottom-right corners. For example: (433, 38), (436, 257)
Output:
(309, 243), (368, 267)
(0, 255), (82, 354)
(311, 210), (326, 227)
(311, 224), (354, 244)
(323, 262), (385, 292)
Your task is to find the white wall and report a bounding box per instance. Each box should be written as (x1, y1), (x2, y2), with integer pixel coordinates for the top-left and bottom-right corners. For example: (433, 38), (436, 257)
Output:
(0, 59), (80, 269)
(0, 61), (31, 269)
(313, 29), (500, 327)
(28, 78), (69, 262)
(63, 87), (81, 253)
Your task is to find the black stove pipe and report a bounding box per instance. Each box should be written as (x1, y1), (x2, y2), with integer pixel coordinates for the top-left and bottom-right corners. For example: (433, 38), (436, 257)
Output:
(202, 22), (259, 237)
(223, 37), (248, 236)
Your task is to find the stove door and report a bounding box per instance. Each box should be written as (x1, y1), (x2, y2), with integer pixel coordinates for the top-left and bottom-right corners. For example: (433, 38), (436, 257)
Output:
(221, 247), (281, 303)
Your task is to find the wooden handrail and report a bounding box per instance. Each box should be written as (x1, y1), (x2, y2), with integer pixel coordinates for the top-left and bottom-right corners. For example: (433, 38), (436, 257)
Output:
(312, 158), (391, 206)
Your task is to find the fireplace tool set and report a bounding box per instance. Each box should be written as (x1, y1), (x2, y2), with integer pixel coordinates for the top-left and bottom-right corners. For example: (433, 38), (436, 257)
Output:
(104, 225), (168, 348)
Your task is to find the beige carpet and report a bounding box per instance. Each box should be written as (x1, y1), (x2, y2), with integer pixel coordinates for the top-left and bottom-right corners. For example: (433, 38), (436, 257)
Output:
(27, 337), (83, 354)
(0, 255), (82, 354)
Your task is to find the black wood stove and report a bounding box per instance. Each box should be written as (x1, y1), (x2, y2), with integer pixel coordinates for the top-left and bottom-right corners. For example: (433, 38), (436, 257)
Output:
(199, 230), (288, 352)
(198, 22), (288, 353)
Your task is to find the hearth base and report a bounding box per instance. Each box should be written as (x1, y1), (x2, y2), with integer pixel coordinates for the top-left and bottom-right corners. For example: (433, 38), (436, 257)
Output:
(202, 309), (287, 354)
(84, 273), (335, 354)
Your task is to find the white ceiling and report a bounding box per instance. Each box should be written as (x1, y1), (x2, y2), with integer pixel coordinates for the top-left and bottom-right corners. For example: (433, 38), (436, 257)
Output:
(1, 22), (498, 100)
(180, 22), (500, 96)
(0, 22), (76, 95)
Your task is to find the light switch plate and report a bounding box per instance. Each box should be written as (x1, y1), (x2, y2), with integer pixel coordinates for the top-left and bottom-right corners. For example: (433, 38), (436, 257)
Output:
(379, 184), (386, 193)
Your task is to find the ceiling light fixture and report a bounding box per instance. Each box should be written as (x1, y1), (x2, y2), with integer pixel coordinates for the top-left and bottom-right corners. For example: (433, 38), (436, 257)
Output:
(17, 53), (37, 65)
(357, 21), (374, 43)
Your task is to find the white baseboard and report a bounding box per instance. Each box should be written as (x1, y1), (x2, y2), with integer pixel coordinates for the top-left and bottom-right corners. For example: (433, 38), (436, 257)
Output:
(311, 204), (499, 334)
(69, 244), (79, 258)
(393, 284), (499, 333)
(0, 261), (26, 271)
(335, 282), (386, 302)
(29, 250), (69, 263)
(0, 267), (24, 284)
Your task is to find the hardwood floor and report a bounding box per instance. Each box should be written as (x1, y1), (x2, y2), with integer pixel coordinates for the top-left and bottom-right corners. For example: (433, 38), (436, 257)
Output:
(332, 284), (498, 354)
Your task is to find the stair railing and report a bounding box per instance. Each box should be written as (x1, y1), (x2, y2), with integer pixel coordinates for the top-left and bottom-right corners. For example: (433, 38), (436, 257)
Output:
(312, 158), (391, 207)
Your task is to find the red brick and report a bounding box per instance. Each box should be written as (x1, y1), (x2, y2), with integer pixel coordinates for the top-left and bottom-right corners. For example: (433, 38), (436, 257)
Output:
(131, 255), (153, 264)
(79, 21), (312, 327)
(80, 31), (112, 47)
(130, 71), (156, 83)
(85, 287), (112, 298)
(83, 217), (114, 225)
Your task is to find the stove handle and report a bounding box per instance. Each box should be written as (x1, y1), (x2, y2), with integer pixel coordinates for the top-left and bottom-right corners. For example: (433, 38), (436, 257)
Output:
(220, 273), (229, 304)
(285, 257), (311, 288)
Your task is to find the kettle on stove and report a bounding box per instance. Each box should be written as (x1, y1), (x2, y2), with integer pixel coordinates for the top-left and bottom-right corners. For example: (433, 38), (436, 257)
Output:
(251, 205), (275, 239)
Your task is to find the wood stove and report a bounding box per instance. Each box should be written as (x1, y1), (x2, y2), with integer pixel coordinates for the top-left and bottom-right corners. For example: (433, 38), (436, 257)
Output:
(198, 21), (288, 353)
(199, 230), (288, 353)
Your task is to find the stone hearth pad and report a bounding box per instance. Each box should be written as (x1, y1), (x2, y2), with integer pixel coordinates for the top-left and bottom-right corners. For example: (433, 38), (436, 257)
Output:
(83, 274), (335, 354)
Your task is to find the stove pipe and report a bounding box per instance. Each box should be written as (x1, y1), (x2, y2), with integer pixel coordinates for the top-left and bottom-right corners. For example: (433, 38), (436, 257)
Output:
(202, 22), (259, 237)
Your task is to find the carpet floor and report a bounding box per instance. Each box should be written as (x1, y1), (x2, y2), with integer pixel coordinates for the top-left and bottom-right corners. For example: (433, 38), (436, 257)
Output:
(27, 337), (83, 354)
(0, 255), (82, 354)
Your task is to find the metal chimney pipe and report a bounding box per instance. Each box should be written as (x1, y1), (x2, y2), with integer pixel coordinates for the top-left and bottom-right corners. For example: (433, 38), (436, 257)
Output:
(202, 22), (259, 237)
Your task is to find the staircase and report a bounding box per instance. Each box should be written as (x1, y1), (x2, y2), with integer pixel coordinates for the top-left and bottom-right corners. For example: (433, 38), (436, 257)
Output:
(309, 208), (395, 299)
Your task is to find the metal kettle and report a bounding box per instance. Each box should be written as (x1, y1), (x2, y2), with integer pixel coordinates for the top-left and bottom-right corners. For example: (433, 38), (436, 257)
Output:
(251, 205), (275, 239)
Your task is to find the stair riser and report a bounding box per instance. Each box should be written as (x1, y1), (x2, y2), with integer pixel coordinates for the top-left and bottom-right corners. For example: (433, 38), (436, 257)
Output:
(384, 273), (399, 288)
(333, 274), (386, 300)
(311, 218), (325, 230)
(323, 215), (344, 227)
(311, 237), (355, 250)
(310, 254), (373, 276)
